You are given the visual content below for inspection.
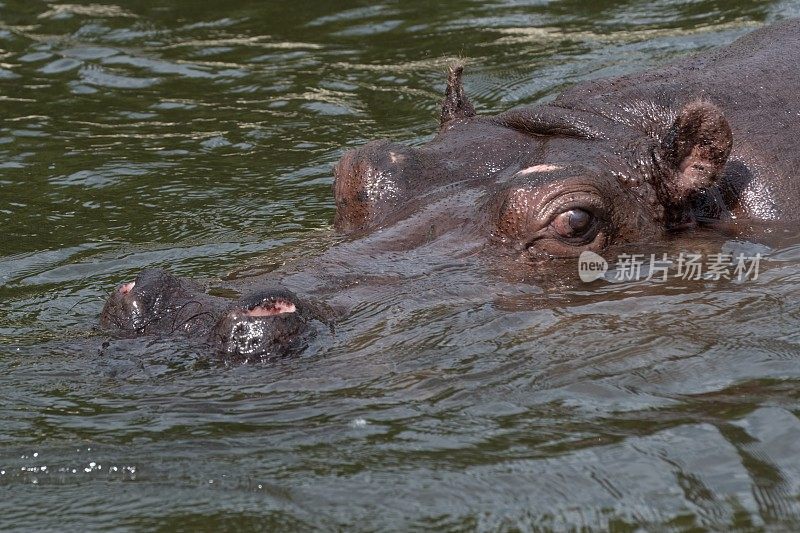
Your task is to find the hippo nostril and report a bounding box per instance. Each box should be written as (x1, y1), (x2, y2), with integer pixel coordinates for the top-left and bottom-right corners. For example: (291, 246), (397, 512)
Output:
(246, 299), (296, 316)
(119, 281), (135, 295)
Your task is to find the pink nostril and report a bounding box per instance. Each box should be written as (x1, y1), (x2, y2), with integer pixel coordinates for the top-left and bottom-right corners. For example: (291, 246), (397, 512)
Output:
(245, 300), (296, 317)
(119, 281), (135, 295)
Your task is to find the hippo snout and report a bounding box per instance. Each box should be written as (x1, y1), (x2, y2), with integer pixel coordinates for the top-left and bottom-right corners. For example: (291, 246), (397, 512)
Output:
(100, 269), (215, 335)
(102, 270), (324, 362)
(209, 289), (315, 362)
(333, 139), (418, 232)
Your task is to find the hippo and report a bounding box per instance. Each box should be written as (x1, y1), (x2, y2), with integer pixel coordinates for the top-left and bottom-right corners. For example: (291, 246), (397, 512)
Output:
(101, 19), (800, 361)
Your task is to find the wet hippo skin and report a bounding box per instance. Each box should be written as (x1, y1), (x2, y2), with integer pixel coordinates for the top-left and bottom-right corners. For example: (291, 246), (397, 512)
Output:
(101, 19), (800, 361)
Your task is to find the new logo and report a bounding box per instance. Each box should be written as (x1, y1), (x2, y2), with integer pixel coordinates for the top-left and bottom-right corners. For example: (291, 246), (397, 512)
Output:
(578, 251), (608, 282)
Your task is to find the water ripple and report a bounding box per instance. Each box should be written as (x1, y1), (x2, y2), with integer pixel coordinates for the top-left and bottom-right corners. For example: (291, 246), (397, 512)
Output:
(2, 0), (800, 529)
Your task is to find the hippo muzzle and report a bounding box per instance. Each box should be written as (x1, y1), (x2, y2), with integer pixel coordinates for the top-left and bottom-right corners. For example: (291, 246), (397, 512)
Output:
(100, 269), (216, 336)
(101, 269), (321, 361)
(209, 289), (315, 362)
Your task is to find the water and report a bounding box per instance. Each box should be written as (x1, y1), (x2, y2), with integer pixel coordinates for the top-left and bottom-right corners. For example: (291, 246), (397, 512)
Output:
(2, 0), (800, 529)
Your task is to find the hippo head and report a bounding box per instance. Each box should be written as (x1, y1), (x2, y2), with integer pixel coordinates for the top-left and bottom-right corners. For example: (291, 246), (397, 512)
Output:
(333, 66), (733, 261)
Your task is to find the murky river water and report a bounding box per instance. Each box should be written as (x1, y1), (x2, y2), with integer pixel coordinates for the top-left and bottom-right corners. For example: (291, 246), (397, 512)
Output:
(2, 1), (800, 530)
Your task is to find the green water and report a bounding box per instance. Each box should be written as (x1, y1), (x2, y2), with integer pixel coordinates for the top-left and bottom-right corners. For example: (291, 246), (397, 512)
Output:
(2, 1), (800, 530)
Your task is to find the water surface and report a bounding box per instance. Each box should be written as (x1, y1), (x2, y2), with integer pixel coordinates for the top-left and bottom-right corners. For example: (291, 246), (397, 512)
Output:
(2, 0), (800, 530)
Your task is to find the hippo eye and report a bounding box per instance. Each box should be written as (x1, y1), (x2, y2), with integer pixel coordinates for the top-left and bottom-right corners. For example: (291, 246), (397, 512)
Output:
(551, 208), (595, 240)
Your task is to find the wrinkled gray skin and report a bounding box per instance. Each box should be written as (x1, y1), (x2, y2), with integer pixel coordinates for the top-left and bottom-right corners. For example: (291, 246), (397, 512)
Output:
(101, 20), (800, 361)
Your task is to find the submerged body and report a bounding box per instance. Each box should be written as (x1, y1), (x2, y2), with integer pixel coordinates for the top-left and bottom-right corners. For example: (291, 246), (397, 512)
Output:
(102, 20), (800, 361)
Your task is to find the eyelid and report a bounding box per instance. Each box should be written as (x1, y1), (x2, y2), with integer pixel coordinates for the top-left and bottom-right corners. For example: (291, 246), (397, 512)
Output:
(498, 183), (608, 247)
(541, 191), (608, 223)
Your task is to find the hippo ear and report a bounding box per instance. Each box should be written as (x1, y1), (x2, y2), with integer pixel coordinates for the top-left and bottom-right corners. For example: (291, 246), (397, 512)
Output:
(439, 65), (476, 128)
(657, 100), (732, 202)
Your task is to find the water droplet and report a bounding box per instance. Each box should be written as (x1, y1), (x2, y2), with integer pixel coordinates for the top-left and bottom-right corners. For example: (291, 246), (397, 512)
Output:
(350, 418), (368, 428)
